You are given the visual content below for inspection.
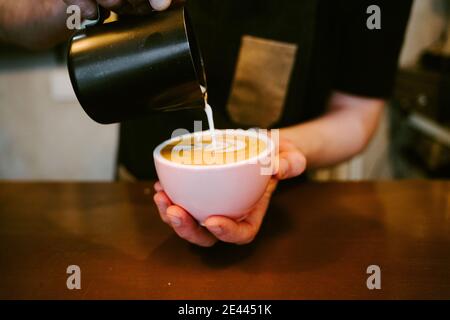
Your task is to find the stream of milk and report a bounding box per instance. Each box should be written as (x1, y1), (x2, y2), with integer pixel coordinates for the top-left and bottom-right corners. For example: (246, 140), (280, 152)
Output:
(201, 86), (217, 150)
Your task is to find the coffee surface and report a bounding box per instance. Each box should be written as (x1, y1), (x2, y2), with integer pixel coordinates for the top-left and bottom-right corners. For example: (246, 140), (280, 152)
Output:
(161, 133), (267, 165)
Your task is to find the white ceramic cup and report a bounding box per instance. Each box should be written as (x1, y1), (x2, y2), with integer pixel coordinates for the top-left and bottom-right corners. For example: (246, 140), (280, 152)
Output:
(153, 129), (275, 223)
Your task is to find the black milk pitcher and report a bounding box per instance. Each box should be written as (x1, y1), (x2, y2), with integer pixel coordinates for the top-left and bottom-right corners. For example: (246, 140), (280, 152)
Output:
(67, 5), (207, 124)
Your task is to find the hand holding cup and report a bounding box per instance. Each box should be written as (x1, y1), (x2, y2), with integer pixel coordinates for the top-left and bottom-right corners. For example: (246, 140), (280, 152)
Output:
(153, 134), (306, 247)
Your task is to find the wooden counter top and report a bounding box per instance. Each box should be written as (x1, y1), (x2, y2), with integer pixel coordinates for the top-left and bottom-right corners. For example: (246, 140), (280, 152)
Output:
(0, 180), (449, 299)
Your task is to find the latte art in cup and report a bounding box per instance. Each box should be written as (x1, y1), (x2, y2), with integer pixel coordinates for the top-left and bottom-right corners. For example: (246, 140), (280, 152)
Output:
(161, 132), (267, 166)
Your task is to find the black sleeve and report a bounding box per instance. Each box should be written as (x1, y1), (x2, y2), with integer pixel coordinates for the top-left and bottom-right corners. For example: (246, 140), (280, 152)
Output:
(333, 0), (413, 99)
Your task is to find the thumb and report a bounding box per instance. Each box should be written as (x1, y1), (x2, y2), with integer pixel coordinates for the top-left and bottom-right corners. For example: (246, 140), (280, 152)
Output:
(276, 151), (306, 180)
(149, 0), (172, 11)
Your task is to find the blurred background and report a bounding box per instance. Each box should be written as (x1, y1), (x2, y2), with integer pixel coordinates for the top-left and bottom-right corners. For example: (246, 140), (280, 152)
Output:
(0, 0), (449, 181)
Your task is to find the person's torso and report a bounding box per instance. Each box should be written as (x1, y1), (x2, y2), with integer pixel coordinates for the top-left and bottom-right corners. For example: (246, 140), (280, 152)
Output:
(119, 0), (338, 180)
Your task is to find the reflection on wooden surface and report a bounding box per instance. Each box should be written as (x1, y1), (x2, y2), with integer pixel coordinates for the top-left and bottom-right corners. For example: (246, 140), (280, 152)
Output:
(0, 180), (449, 299)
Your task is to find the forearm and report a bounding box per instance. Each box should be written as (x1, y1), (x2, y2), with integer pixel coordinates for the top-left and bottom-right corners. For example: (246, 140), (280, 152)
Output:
(280, 91), (385, 169)
(0, 0), (71, 49)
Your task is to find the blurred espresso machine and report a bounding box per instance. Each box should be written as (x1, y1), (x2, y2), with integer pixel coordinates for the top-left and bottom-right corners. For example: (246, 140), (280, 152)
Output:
(392, 7), (450, 178)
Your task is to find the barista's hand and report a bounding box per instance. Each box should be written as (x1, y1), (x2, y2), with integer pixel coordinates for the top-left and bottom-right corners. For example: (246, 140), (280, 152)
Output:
(153, 138), (306, 247)
(0, 0), (174, 49)
(63, 0), (173, 19)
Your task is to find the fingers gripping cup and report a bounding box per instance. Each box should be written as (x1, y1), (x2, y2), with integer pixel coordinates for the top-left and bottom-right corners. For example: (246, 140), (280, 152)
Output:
(154, 130), (275, 223)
